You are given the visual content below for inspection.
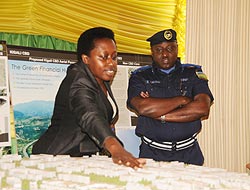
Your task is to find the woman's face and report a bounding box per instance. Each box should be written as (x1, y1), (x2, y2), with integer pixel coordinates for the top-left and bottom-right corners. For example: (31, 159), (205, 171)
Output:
(82, 38), (117, 83)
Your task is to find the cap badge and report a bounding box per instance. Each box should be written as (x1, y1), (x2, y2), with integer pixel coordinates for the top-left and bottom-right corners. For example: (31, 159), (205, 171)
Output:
(164, 30), (173, 40)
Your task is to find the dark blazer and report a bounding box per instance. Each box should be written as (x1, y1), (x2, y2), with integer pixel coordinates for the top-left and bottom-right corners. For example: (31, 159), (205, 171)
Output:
(32, 61), (119, 156)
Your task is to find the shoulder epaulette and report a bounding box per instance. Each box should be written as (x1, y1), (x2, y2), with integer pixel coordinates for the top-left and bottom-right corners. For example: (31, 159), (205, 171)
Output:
(131, 65), (152, 74)
(182, 63), (208, 80)
(181, 63), (201, 69)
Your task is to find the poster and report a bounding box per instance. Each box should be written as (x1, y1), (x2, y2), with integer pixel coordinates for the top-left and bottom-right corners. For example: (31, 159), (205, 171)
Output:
(7, 46), (76, 156)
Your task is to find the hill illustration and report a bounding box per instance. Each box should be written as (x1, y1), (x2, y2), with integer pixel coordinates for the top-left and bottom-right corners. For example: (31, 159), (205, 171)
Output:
(14, 100), (54, 118)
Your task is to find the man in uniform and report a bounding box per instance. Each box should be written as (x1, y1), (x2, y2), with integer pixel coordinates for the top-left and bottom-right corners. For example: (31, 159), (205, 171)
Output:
(127, 29), (214, 165)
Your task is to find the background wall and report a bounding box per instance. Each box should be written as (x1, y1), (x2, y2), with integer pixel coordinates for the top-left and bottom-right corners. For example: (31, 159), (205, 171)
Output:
(0, 0), (186, 59)
(185, 0), (250, 173)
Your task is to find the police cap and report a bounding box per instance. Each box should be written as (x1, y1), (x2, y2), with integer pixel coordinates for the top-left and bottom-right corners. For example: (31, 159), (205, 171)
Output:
(146, 29), (177, 46)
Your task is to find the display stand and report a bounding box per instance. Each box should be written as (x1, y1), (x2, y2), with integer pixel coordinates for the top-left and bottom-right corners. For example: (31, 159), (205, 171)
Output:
(0, 40), (16, 153)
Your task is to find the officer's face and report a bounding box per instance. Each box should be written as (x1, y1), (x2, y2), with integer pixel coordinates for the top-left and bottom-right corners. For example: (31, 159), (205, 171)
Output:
(151, 41), (178, 69)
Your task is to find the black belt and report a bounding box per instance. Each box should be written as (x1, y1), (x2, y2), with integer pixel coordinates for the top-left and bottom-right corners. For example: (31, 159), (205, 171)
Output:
(141, 133), (198, 151)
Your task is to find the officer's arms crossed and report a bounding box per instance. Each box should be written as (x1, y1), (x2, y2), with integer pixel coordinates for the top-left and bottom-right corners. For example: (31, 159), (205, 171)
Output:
(130, 93), (211, 123)
(129, 93), (192, 118)
(162, 93), (212, 122)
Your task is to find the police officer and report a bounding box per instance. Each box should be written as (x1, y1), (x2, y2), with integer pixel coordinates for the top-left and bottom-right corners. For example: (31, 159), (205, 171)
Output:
(127, 29), (214, 165)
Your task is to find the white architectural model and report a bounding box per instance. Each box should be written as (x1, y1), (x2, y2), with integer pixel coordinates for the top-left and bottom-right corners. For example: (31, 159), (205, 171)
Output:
(0, 154), (249, 190)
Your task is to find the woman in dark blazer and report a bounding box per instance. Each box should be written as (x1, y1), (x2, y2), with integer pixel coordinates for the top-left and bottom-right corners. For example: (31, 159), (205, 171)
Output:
(32, 27), (145, 169)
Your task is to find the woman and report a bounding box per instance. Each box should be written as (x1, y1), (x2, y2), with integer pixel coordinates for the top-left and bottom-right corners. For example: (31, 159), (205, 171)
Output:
(32, 27), (145, 169)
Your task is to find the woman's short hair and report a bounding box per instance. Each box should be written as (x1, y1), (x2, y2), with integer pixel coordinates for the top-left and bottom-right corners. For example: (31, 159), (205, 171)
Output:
(77, 27), (116, 61)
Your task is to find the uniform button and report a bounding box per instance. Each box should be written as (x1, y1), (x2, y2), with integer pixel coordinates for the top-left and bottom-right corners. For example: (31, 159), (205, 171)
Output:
(173, 127), (176, 131)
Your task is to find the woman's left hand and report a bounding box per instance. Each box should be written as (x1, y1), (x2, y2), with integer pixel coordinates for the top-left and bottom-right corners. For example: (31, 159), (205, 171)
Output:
(103, 136), (146, 169)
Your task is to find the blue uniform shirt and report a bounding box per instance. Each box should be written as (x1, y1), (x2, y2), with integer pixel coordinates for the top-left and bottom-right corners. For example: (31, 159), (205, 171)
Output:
(127, 60), (214, 142)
